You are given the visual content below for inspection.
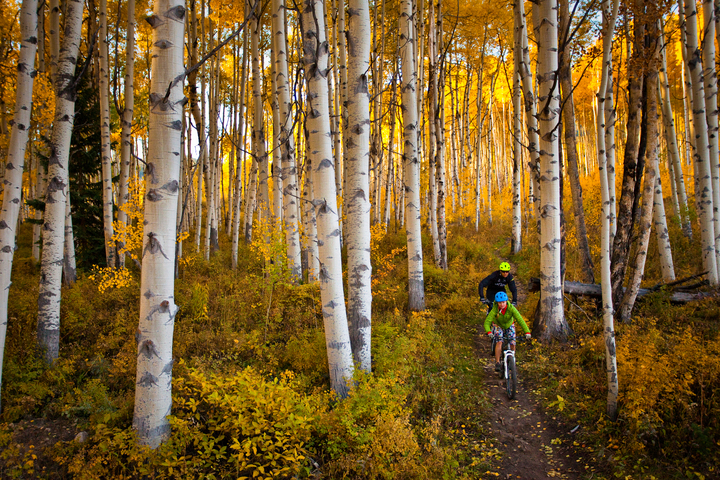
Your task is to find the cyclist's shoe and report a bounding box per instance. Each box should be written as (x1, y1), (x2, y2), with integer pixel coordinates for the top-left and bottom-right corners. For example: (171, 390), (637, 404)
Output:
(494, 362), (501, 372)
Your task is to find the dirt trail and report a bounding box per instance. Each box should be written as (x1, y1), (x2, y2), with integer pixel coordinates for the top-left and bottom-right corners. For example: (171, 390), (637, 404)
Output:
(478, 258), (585, 479)
(480, 354), (583, 480)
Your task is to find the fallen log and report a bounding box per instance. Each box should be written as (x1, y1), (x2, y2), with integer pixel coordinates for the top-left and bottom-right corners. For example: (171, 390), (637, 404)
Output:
(527, 278), (710, 304)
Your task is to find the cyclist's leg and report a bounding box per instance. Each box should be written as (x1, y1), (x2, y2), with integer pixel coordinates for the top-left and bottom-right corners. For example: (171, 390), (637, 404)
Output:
(492, 325), (503, 364)
(507, 325), (517, 351)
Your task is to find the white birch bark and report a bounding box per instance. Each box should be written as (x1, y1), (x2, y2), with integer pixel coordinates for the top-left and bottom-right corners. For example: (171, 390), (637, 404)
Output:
(434, 0), (447, 270)
(252, 7), (269, 220)
(232, 27), (249, 270)
(345, 0), (372, 372)
(301, 0), (355, 397)
(132, 0), (185, 448)
(658, 20), (692, 237)
(701, 0), (720, 274)
(37, 0), (84, 364)
(270, 0), (301, 279)
(99, 0), (115, 268)
(63, 194), (77, 285)
(400, 0), (425, 311)
(516, 0), (540, 215)
(512, 63), (522, 254)
(604, 45), (617, 244)
(653, 170), (676, 282)
(619, 36), (660, 322)
(0, 0), (38, 408)
(118, 0), (137, 268)
(597, 0), (620, 421)
(684, 0), (718, 285)
(534, 0), (568, 341)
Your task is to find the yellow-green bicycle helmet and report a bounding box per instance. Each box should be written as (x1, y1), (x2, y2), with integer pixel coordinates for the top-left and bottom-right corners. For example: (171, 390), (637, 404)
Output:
(499, 262), (511, 272)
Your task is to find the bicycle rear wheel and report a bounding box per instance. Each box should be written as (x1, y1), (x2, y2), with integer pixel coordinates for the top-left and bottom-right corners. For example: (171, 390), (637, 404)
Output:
(506, 356), (517, 399)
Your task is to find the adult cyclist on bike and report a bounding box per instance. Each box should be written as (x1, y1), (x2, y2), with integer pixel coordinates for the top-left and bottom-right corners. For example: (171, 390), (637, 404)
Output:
(479, 262), (518, 312)
(484, 291), (531, 372)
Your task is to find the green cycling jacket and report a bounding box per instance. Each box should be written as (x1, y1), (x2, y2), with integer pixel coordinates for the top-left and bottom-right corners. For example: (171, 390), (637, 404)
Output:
(483, 303), (531, 334)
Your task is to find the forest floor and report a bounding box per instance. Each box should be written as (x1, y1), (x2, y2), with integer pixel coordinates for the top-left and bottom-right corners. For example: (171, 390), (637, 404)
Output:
(477, 338), (591, 480)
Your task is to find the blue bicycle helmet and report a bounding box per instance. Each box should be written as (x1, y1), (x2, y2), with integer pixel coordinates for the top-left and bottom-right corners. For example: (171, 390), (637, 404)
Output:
(495, 291), (509, 302)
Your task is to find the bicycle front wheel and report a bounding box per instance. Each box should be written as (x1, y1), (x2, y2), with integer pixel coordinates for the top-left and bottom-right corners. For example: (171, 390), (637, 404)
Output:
(506, 356), (517, 399)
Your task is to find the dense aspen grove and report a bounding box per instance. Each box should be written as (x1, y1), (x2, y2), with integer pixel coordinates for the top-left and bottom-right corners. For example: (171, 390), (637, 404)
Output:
(0, 0), (719, 477)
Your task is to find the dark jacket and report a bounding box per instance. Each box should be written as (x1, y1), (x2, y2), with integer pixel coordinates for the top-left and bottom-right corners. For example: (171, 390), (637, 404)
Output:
(479, 270), (517, 303)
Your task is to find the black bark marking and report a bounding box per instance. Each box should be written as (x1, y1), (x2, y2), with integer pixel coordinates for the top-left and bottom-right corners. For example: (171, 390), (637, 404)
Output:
(143, 232), (169, 260)
(137, 372), (159, 387)
(146, 189), (164, 202)
(165, 5), (185, 21)
(145, 14), (163, 28)
(139, 339), (160, 359)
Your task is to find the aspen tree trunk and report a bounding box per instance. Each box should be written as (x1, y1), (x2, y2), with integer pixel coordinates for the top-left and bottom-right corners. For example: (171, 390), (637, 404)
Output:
(679, 1), (698, 208)
(516, 0), (540, 216)
(559, 0), (594, 283)
(619, 29), (661, 322)
(232, 27), (249, 269)
(605, 42), (617, 244)
(383, 66), (398, 228)
(133, 0), (185, 448)
(49, 0), (60, 79)
(610, 14), (649, 307)
(272, 0), (302, 280)
(684, 0), (719, 285)
(511, 57), (522, 254)
(37, 0), (84, 364)
(63, 195), (77, 285)
(301, 0), (355, 396)
(344, 0), (372, 372)
(328, 10), (342, 236)
(32, 157), (47, 262)
(658, 20), (692, 237)
(597, 0), (619, 421)
(533, 0), (569, 342)
(427, 0), (441, 264)
(0, 0), (38, 408)
(434, 0), (448, 271)
(118, 0), (137, 268)
(98, 0), (116, 268)
(252, 6), (269, 221)
(271, 50), (283, 229)
(400, 0), (425, 311)
(653, 170), (676, 282)
(188, 0), (204, 249)
(701, 0), (720, 274)
(301, 153), (320, 281)
(474, 29), (487, 232)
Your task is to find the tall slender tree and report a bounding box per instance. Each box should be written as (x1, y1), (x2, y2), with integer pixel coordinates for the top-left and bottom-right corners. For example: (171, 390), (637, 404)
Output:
(345, 0), (373, 372)
(0, 0), (38, 408)
(301, 0), (355, 396)
(533, 0), (569, 342)
(132, 0), (185, 448)
(37, 0), (85, 363)
(400, 0), (425, 311)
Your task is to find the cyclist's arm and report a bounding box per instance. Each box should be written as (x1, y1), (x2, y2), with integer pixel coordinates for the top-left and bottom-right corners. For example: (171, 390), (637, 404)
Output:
(484, 308), (497, 334)
(512, 309), (531, 333)
(478, 274), (492, 298)
(508, 277), (518, 303)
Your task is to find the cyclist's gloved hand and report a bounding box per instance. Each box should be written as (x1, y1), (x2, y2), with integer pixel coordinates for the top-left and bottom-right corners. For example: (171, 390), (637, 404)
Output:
(512, 301), (517, 307)
(486, 331), (493, 338)
(525, 333), (531, 340)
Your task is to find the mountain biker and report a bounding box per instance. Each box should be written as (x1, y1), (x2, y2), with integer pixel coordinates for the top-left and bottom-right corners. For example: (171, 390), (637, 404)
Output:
(484, 291), (531, 372)
(479, 262), (518, 312)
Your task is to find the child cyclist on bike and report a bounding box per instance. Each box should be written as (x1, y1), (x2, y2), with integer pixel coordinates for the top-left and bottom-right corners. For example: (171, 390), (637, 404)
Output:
(484, 291), (531, 372)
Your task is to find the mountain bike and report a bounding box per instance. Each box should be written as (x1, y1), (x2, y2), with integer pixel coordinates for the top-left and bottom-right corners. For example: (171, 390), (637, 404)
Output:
(490, 331), (520, 400)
